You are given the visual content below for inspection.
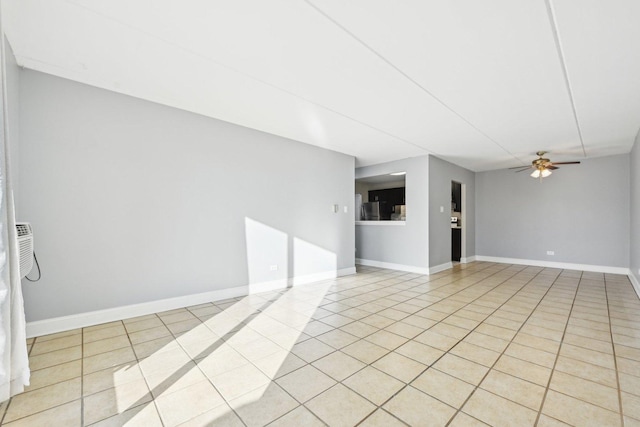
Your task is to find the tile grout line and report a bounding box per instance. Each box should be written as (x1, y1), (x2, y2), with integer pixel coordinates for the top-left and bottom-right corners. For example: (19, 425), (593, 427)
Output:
(16, 265), (639, 426)
(0, 265), (512, 426)
(543, 279), (630, 415)
(353, 264), (541, 425)
(82, 321), (153, 424)
(3, 265), (519, 426)
(532, 270), (583, 426)
(148, 318), (169, 426)
(263, 272), (430, 426)
(281, 263), (499, 370)
(340, 263), (499, 316)
(347, 264), (510, 354)
(201, 283), (372, 426)
(376, 266), (533, 421)
(154, 312), (248, 427)
(169, 292), (338, 425)
(303, 263), (502, 427)
(0, 334), (40, 425)
(267, 263), (499, 426)
(126, 314), (167, 427)
(604, 274), (626, 427)
(2, 335), (41, 425)
(442, 267), (566, 426)
(320, 263), (509, 340)
(80, 327), (85, 426)
(0, 331), (80, 426)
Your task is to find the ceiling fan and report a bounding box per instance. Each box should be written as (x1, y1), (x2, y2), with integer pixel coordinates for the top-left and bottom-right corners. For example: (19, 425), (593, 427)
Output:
(510, 151), (580, 181)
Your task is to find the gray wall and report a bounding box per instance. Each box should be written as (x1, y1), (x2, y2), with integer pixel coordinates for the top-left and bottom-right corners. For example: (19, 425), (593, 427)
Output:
(476, 154), (630, 268)
(428, 156), (476, 267)
(19, 70), (355, 322)
(355, 156), (429, 270)
(631, 133), (640, 283)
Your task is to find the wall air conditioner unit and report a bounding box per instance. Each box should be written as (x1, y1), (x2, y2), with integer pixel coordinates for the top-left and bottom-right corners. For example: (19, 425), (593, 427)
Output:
(16, 223), (33, 278)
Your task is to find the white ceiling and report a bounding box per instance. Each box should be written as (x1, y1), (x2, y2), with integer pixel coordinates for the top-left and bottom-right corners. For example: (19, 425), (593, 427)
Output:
(4, 0), (640, 170)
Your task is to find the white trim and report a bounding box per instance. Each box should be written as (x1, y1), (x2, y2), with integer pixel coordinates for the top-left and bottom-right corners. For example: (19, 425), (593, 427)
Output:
(26, 267), (356, 338)
(340, 267), (357, 276)
(290, 267), (356, 286)
(460, 182), (467, 260)
(26, 286), (246, 338)
(247, 279), (288, 294)
(429, 262), (453, 274)
(460, 255), (476, 264)
(356, 258), (429, 275)
(338, 267), (358, 277)
(475, 255), (630, 275)
(355, 221), (406, 226)
(629, 271), (640, 299)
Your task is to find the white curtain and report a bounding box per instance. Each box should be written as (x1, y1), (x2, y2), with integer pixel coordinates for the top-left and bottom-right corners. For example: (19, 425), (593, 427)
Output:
(0, 30), (30, 401)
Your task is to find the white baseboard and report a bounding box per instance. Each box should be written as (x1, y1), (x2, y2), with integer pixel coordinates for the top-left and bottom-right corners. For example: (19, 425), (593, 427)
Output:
(356, 258), (430, 275)
(247, 279), (288, 294)
(339, 267), (358, 277)
(291, 267), (356, 286)
(475, 255), (630, 275)
(429, 262), (453, 274)
(26, 267), (356, 339)
(26, 286), (247, 339)
(629, 270), (640, 299)
(460, 255), (476, 264)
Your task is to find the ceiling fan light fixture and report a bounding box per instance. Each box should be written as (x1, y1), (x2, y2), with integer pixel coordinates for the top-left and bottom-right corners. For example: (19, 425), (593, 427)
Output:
(530, 168), (552, 179)
(515, 151), (579, 180)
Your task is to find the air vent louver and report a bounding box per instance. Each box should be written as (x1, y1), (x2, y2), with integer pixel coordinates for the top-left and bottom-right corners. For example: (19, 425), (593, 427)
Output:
(16, 223), (33, 278)
(16, 223), (31, 237)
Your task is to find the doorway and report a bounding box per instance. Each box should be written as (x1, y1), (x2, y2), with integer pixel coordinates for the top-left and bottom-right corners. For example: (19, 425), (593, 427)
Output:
(451, 181), (463, 262)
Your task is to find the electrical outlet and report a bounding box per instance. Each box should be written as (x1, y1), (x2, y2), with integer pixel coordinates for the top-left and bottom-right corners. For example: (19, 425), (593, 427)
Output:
(343, 206), (348, 213)
(546, 251), (555, 256)
(269, 265), (278, 271)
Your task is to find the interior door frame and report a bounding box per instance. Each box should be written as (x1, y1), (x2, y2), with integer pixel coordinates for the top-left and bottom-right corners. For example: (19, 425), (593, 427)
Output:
(461, 182), (466, 261)
(451, 180), (466, 262)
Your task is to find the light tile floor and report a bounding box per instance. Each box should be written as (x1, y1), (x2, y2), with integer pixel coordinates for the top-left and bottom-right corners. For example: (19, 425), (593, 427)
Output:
(3, 262), (640, 426)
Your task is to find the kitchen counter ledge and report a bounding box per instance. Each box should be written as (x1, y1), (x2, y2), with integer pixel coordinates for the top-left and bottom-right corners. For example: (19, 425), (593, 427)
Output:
(356, 221), (406, 226)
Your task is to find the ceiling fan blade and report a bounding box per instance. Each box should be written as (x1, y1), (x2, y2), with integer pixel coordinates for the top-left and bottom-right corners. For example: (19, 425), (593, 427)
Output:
(517, 152), (580, 176)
